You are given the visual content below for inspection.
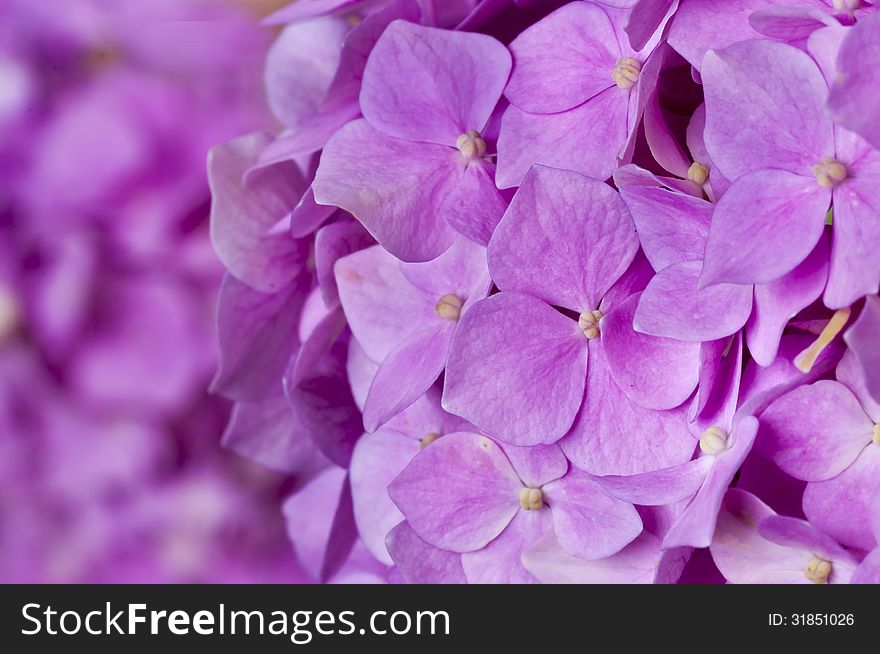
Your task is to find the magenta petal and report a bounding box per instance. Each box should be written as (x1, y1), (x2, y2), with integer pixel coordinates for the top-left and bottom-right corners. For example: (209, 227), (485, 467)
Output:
(496, 88), (629, 188)
(522, 531), (661, 584)
(663, 416), (759, 549)
(443, 293), (588, 446)
(803, 448), (880, 551)
(212, 273), (307, 402)
(264, 18), (348, 128)
(350, 429), (419, 564)
(335, 244), (433, 363)
(461, 509), (551, 584)
(710, 489), (814, 584)
(747, 235), (829, 366)
(222, 394), (329, 475)
(385, 521), (466, 584)
(635, 260), (752, 341)
(594, 457), (713, 506)
(699, 170), (830, 287)
(758, 515), (855, 564)
(505, 1), (618, 114)
(620, 184), (712, 272)
(489, 165), (638, 311)
(388, 432), (521, 551)
(627, 0), (677, 50)
(282, 466), (354, 582)
(603, 293), (700, 410)
(852, 548), (880, 584)
(208, 133), (308, 293)
(398, 237), (491, 305)
(826, 145), (880, 308)
(543, 469), (642, 560)
(760, 380), (872, 481)
(288, 308), (347, 388)
(828, 12), (880, 151)
(561, 343), (695, 475)
(499, 442), (568, 488)
(844, 294), (880, 403)
(362, 325), (453, 432)
(290, 187), (338, 239)
(314, 220), (374, 308)
(313, 120), (457, 262)
(643, 92), (693, 180)
(702, 39), (832, 179)
(439, 160), (510, 246)
(749, 6), (836, 42)
(360, 21), (511, 146)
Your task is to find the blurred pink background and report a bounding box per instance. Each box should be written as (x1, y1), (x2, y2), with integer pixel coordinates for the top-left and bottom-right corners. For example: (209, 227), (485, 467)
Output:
(0, 0), (307, 582)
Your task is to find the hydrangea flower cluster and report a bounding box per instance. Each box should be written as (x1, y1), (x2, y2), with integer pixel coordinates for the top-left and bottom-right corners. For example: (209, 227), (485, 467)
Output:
(0, 0), (307, 582)
(211, 0), (880, 583)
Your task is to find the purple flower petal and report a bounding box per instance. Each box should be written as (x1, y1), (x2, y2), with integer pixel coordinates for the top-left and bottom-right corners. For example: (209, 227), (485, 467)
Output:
(208, 133), (309, 293)
(314, 220), (374, 308)
(603, 292), (700, 410)
(561, 343), (695, 475)
(760, 380), (873, 481)
(699, 170), (830, 287)
(620, 184), (712, 272)
(702, 39), (833, 180)
(635, 260), (753, 341)
(828, 11), (880, 151)
(803, 448), (880, 551)
(499, 442), (568, 488)
(505, 1), (619, 114)
(844, 294), (880, 403)
(747, 234), (829, 366)
(385, 521), (466, 584)
(594, 457), (713, 506)
(489, 165), (638, 311)
(496, 88), (629, 188)
(461, 509), (550, 583)
(212, 273), (307, 402)
(388, 431), (521, 551)
(313, 120), (458, 261)
(543, 468), (642, 560)
(443, 293), (588, 446)
(350, 429), (419, 564)
(522, 530), (661, 584)
(360, 20), (510, 146)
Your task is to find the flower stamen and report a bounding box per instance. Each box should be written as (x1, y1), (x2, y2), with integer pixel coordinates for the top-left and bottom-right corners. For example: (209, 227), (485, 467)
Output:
(873, 424), (880, 446)
(794, 308), (851, 373)
(420, 433), (441, 449)
(687, 162), (709, 185)
(578, 310), (603, 340)
(519, 487), (544, 511)
(804, 557), (832, 584)
(699, 427), (729, 456)
(456, 130), (486, 161)
(611, 57), (641, 90)
(434, 294), (464, 321)
(812, 157), (848, 189)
